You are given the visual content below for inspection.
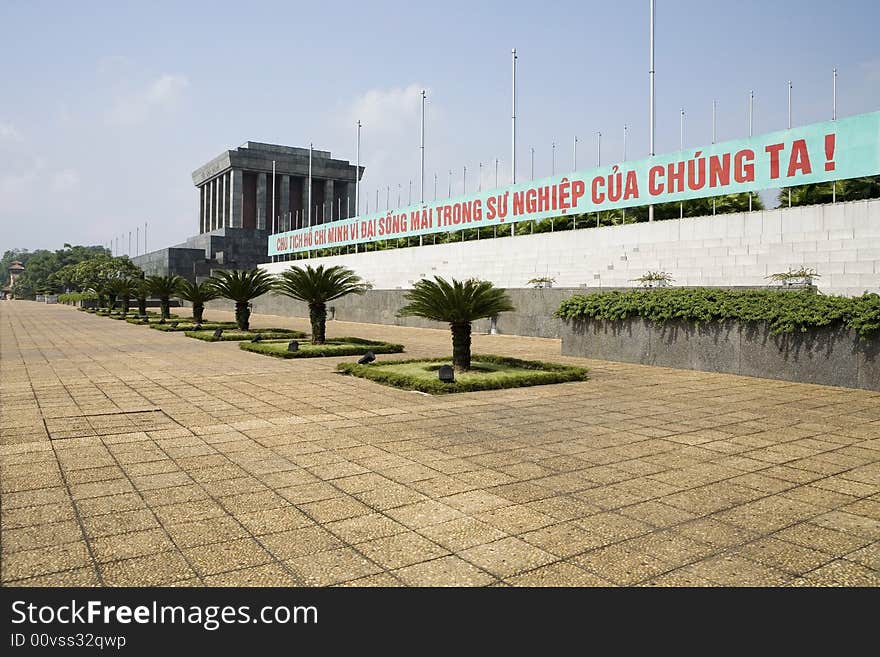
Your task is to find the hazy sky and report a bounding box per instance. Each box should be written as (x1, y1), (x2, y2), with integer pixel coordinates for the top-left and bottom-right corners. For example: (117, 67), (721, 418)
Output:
(2, 0), (879, 254)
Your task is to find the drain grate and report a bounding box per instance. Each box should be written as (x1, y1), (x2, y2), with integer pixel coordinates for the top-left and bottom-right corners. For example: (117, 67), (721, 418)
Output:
(45, 409), (177, 440)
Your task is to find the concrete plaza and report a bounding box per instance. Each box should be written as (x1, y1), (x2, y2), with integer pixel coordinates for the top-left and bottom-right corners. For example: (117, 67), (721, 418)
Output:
(1, 301), (878, 586)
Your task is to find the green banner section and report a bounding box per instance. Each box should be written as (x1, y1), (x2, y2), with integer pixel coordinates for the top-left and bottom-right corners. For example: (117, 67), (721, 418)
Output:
(269, 110), (880, 256)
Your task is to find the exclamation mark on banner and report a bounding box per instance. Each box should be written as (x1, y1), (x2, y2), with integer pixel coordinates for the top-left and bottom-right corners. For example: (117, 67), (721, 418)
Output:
(825, 134), (836, 171)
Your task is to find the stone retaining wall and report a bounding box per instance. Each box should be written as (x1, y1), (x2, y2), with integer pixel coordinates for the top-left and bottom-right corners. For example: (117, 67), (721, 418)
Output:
(560, 317), (879, 391)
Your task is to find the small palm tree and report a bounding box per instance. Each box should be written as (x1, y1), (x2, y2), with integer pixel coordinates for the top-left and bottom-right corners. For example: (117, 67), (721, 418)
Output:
(109, 278), (138, 314)
(399, 277), (514, 371)
(146, 275), (183, 321)
(134, 277), (149, 316)
(274, 265), (369, 344)
(177, 280), (218, 324)
(207, 269), (275, 330)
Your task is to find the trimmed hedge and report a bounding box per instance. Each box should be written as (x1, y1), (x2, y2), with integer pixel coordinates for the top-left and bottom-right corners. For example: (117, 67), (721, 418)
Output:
(337, 354), (589, 394)
(555, 288), (880, 339)
(184, 328), (307, 342)
(240, 337), (404, 359)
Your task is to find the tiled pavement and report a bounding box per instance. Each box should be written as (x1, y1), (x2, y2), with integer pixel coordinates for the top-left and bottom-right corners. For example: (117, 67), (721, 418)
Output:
(1, 301), (878, 587)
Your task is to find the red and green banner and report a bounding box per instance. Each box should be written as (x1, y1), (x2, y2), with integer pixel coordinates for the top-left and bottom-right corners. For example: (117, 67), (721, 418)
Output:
(269, 110), (880, 256)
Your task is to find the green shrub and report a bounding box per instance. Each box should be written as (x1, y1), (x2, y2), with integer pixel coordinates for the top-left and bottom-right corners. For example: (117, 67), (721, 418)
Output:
(337, 354), (588, 394)
(240, 337), (403, 358)
(58, 292), (97, 305)
(555, 288), (880, 338)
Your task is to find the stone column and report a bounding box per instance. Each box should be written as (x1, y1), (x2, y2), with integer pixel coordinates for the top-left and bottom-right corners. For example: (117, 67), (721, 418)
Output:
(213, 178), (221, 231)
(301, 177), (310, 227)
(280, 175), (290, 232)
(324, 179), (334, 223)
(256, 172), (267, 230)
(199, 184), (206, 233)
(229, 169), (243, 228)
(347, 181), (357, 218)
(206, 180), (214, 231)
(217, 174), (226, 228)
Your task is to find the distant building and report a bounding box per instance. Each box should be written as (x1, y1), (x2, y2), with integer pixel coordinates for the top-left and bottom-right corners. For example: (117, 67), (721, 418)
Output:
(133, 142), (362, 279)
(2, 260), (25, 299)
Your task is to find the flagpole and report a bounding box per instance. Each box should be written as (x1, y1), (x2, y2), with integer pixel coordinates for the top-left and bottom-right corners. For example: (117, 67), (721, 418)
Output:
(511, 48), (517, 185)
(648, 0), (655, 222)
(356, 120), (361, 216)
(420, 90), (426, 204)
(511, 48), (517, 237)
(680, 108), (684, 218)
(307, 144), (312, 227)
(832, 68), (837, 203)
(712, 100), (716, 215)
(749, 91), (754, 211)
(788, 81), (792, 207)
(623, 124), (628, 223)
(573, 136), (578, 170)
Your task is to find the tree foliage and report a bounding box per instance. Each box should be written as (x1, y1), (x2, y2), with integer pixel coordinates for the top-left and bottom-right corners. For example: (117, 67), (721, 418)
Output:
(274, 265), (369, 343)
(399, 277), (515, 370)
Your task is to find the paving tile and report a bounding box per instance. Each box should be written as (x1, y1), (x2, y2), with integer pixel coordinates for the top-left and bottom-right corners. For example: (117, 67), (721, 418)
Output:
(182, 538), (274, 577)
(357, 532), (449, 570)
(259, 525), (342, 560)
(286, 547), (382, 586)
(459, 537), (556, 578)
(101, 551), (197, 586)
(505, 562), (613, 587)
(394, 555), (496, 586)
(2, 541), (92, 582)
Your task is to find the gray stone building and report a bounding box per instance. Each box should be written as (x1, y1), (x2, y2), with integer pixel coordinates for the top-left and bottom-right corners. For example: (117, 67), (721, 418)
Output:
(134, 142), (362, 278)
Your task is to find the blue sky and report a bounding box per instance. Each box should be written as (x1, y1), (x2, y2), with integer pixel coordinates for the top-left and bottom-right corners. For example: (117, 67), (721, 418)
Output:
(1, 0), (879, 252)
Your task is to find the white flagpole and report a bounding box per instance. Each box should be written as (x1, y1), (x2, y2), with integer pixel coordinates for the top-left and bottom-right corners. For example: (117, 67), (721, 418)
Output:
(573, 136), (578, 170)
(530, 147), (535, 181)
(420, 90), (426, 204)
(307, 145), (312, 227)
(788, 81), (792, 207)
(596, 131), (601, 166)
(749, 91), (754, 211)
(551, 142), (555, 176)
(680, 108), (685, 218)
(356, 120), (361, 216)
(648, 0), (655, 222)
(463, 166), (467, 194)
(712, 100), (716, 215)
(479, 162), (482, 192)
(832, 68), (837, 203)
(622, 124), (628, 223)
(272, 160), (276, 234)
(511, 48), (517, 185)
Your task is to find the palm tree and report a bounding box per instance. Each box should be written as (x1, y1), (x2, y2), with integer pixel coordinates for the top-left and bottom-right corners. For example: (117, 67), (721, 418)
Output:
(145, 275), (183, 321)
(399, 277), (514, 371)
(207, 269), (275, 330)
(274, 265), (369, 344)
(177, 280), (218, 324)
(110, 278), (140, 315)
(135, 277), (149, 317)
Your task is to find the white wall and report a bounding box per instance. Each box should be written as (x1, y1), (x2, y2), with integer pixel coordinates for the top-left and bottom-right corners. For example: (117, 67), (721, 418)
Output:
(261, 199), (880, 297)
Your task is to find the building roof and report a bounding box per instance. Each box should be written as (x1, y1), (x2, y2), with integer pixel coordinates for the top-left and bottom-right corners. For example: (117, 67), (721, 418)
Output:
(8, 261), (24, 271)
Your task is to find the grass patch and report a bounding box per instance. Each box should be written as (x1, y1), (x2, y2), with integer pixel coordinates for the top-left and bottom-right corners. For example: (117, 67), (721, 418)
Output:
(240, 337), (404, 359)
(150, 321), (237, 332)
(124, 314), (183, 325)
(184, 328), (307, 342)
(337, 354), (588, 394)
